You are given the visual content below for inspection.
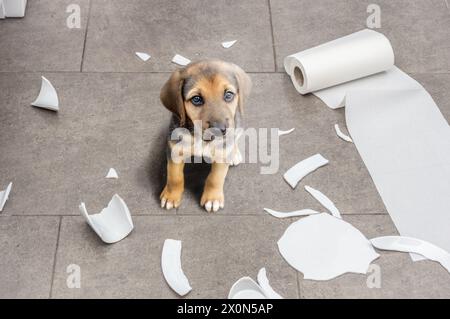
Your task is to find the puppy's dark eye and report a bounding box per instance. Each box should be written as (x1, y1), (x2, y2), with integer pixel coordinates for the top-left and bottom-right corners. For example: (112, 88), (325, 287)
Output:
(224, 91), (235, 102)
(191, 95), (204, 106)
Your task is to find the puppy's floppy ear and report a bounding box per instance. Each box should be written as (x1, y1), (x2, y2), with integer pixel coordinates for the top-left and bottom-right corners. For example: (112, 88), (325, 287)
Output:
(231, 64), (252, 115)
(160, 69), (186, 126)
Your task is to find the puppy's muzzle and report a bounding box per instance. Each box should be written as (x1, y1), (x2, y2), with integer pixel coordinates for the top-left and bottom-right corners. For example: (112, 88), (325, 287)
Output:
(203, 121), (230, 141)
(209, 121), (228, 135)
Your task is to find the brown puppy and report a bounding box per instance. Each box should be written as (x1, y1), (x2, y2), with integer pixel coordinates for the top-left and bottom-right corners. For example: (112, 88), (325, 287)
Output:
(159, 60), (251, 212)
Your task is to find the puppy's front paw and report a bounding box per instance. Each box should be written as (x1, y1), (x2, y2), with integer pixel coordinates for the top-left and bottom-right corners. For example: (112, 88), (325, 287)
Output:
(200, 188), (224, 213)
(160, 185), (183, 210)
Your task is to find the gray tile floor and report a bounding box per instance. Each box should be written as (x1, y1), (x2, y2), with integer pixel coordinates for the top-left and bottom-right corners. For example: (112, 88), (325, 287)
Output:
(0, 0), (449, 298)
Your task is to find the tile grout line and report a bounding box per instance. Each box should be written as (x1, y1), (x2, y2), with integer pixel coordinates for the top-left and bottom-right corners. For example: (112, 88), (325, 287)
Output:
(0, 71), (288, 74)
(168, 212), (391, 216)
(48, 216), (63, 299)
(296, 271), (302, 299)
(5, 212), (391, 217)
(1, 70), (449, 75)
(80, 0), (93, 72)
(267, 0), (278, 73)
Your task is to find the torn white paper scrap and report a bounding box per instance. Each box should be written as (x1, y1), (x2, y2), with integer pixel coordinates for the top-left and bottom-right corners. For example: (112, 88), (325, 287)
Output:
(221, 40), (237, 49)
(0, 0), (5, 19)
(371, 236), (450, 273)
(283, 154), (329, 189)
(278, 213), (379, 280)
(135, 52), (151, 61)
(278, 128), (295, 137)
(79, 194), (134, 244)
(334, 124), (353, 143)
(228, 277), (267, 299)
(106, 168), (118, 179)
(161, 239), (192, 296)
(304, 185), (341, 218)
(172, 54), (191, 66)
(3, 0), (27, 17)
(229, 269), (283, 299)
(263, 208), (319, 219)
(31, 76), (59, 111)
(257, 268), (283, 299)
(0, 182), (12, 212)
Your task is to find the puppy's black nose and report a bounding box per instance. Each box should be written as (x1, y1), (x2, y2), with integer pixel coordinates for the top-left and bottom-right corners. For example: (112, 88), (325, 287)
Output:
(209, 121), (228, 135)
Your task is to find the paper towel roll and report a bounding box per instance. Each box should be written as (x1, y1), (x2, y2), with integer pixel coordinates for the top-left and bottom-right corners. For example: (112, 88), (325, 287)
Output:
(284, 29), (395, 94)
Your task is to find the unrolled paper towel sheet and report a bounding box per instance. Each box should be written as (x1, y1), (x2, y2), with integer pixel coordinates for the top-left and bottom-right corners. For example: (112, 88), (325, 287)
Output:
(285, 29), (450, 260)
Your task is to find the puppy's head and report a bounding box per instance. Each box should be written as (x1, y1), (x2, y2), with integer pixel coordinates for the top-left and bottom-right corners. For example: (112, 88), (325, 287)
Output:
(160, 60), (251, 136)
